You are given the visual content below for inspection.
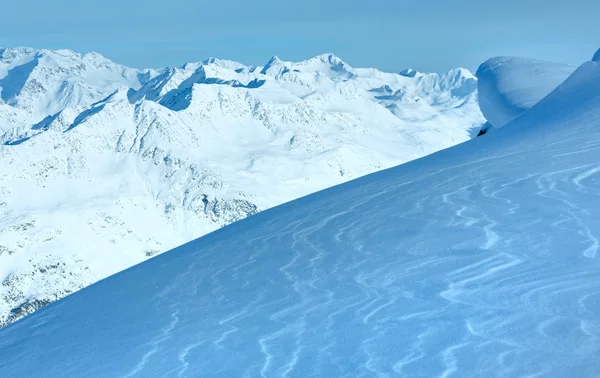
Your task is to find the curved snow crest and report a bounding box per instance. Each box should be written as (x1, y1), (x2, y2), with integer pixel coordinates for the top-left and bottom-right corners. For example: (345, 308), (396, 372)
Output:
(503, 48), (600, 134)
(476, 56), (577, 129)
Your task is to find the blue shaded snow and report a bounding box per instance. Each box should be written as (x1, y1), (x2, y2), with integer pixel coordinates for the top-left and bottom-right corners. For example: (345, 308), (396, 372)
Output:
(64, 104), (105, 132)
(476, 56), (577, 129)
(0, 56), (39, 104)
(31, 111), (61, 130)
(3, 136), (32, 146)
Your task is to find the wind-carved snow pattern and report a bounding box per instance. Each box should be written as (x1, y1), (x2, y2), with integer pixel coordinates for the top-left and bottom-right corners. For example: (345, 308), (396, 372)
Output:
(1, 49), (600, 378)
(0, 47), (485, 327)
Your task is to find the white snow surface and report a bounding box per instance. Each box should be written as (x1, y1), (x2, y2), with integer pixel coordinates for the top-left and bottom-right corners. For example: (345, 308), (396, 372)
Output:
(1, 52), (600, 377)
(476, 56), (577, 129)
(0, 48), (484, 326)
(0, 47), (157, 132)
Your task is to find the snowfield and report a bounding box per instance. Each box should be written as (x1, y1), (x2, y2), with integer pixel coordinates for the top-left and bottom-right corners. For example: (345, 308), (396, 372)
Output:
(0, 48), (485, 326)
(0, 50), (599, 377)
(475, 56), (576, 134)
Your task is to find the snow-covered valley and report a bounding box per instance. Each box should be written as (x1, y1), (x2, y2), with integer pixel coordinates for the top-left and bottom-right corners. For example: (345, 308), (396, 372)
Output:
(1, 48), (599, 377)
(0, 47), (484, 326)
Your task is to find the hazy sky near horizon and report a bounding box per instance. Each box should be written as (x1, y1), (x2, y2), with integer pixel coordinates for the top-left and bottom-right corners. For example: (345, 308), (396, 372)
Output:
(1, 0), (598, 73)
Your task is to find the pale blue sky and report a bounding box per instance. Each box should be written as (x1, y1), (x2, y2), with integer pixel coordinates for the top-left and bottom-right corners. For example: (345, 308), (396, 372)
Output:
(1, 0), (598, 73)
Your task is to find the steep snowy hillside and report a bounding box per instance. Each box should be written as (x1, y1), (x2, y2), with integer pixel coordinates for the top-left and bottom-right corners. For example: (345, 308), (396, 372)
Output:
(1, 50), (599, 378)
(0, 48), (484, 327)
(475, 56), (576, 134)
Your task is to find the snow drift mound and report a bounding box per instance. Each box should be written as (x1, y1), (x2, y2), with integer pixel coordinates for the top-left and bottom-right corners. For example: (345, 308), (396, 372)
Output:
(476, 56), (576, 133)
(504, 48), (600, 133)
(1, 50), (600, 377)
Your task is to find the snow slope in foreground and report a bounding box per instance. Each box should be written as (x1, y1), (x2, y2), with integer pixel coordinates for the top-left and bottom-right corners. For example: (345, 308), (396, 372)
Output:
(2, 52), (600, 377)
(476, 56), (576, 132)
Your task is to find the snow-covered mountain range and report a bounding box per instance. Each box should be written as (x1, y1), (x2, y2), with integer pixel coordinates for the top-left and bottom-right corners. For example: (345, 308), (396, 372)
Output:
(1, 49), (599, 377)
(0, 47), (484, 327)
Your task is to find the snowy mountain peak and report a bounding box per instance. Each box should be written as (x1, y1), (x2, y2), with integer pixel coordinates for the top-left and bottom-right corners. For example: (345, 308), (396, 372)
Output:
(308, 52), (347, 66)
(294, 53), (357, 81)
(259, 55), (290, 77)
(0, 46), (37, 64)
(81, 51), (125, 69)
(200, 57), (248, 70)
(399, 68), (421, 78)
(446, 67), (476, 80)
(82, 51), (106, 60)
(259, 53), (356, 81)
(0, 47), (157, 133)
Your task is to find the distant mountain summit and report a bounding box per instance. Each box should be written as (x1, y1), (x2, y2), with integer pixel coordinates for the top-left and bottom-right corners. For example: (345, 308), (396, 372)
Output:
(0, 47), (157, 120)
